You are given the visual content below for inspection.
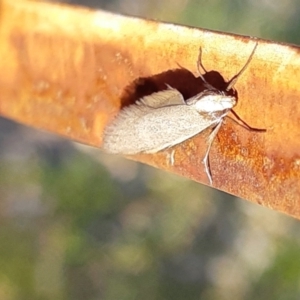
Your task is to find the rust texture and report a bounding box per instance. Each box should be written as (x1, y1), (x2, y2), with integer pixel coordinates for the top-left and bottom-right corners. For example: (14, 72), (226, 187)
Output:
(0, 0), (300, 218)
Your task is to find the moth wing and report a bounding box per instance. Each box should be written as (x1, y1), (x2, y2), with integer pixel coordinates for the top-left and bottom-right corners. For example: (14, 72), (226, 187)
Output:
(110, 101), (151, 121)
(102, 105), (219, 154)
(137, 87), (185, 108)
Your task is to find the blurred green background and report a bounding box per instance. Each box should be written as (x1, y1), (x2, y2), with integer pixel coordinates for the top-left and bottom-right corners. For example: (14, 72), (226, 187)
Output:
(1, 0), (300, 299)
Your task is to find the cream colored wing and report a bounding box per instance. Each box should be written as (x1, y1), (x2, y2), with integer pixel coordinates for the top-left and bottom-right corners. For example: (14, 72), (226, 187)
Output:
(102, 103), (222, 154)
(136, 87), (185, 108)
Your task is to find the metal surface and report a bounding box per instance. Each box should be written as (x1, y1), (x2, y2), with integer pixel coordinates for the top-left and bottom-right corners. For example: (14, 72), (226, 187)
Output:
(0, 0), (300, 218)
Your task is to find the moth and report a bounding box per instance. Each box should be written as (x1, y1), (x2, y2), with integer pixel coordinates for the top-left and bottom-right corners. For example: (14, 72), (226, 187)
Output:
(102, 43), (259, 185)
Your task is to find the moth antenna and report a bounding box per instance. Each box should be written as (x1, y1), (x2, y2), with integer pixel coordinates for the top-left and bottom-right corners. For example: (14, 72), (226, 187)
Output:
(197, 47), (208, 74)
(226, 42), (258, 91)
(197, 46), (212, 87)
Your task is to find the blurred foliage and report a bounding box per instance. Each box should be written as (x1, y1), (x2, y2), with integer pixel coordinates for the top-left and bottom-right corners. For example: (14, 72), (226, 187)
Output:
(1, 0), (300, 299)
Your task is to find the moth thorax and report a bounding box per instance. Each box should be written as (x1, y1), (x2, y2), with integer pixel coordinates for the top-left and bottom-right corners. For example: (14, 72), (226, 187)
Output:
(189, 92), (236, 113)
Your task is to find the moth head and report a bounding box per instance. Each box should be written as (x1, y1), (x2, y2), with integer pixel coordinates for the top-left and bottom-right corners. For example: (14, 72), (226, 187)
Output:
(187, 90), (236, 113)
(193, 42), (257, 114)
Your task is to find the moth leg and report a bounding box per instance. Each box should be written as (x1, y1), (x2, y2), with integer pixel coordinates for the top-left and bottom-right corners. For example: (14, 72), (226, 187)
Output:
(169, 149), (175, 166)
(202, 120), (223, 185)
(228, 110), (266, 132)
